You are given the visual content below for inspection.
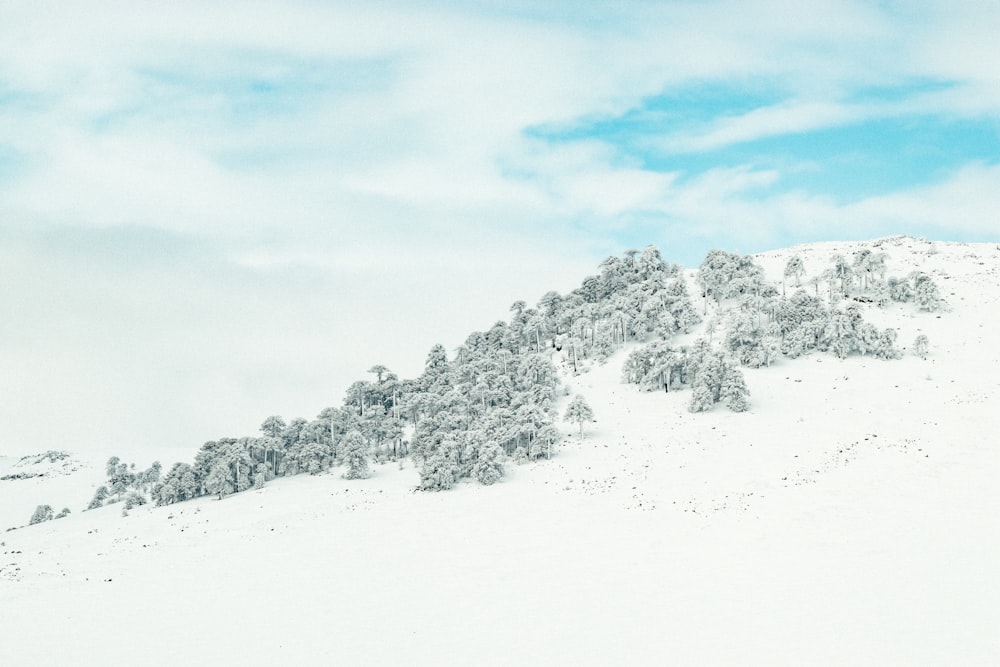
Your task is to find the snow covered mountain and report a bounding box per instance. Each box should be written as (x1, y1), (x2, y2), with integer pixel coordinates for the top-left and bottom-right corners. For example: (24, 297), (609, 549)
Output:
(1, 236), (998, 666)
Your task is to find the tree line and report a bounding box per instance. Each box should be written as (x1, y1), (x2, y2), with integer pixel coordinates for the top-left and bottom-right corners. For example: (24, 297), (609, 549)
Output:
(21, 242), (938, 523)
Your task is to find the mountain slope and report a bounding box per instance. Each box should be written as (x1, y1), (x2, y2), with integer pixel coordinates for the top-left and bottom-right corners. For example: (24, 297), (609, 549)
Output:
(1, 237), (998, 666)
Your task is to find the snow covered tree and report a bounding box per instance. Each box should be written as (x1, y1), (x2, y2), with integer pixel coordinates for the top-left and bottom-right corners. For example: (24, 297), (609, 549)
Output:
(124, 491), (146, 510)
(341, 430), (370, 480)
(205, 462), (234, 499)
(153, 479), (176, 505)
(720, 366), (750, 412)
(473, 441), (505, 485)
(54, 507), (71, 519)
(108, 462), (136, 499)
(622, 341), (682, 392)
(830, 254), (853, 296)
(418, 448), (458, 491)
(853, 249), (887, 291)
(687, 350), (725, 412)
(888, 276), (913, 302)
(780, 324), (815, 359)
(724, 310), (778, 368)
(29, 505), (54, 525)
(564, 394), (594, 439)
(913, 273), (942, 311)
(260, 415), (286, 438)
(86, 485), (109, 510)
(872, 328), (902, 360)
(874, 280), (891, 308)
(296, 441), (333, 475)
(824, 311), (855, 359)
(697, 250), (769, 306)
(913, 334), (930, 359)
(688, 382), (716, 413)
(535, 424), (561, 460)
(784, 255), (805, 290)
(141, 461), (162, 492)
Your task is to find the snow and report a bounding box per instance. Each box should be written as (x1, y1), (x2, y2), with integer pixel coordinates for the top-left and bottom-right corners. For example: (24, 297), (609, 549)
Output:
(1, 237), (998, 665)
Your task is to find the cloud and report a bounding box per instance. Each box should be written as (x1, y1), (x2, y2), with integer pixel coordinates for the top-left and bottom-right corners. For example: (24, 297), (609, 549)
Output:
(846, 163), (1000, 236)
(661, 101), (870, 153)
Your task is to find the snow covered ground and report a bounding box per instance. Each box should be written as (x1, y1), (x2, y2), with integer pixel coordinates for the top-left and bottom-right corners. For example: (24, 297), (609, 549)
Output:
(1, 237), (998, 665)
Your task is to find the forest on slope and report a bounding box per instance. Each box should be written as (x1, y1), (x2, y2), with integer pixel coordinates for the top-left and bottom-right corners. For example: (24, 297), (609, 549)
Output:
(15, 238), (944, 527)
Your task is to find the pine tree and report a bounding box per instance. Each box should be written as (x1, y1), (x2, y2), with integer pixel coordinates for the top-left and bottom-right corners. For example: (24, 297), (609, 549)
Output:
(419, 449), (458, 491)
(86, 485), (109, 510)
(253, 463), (267, 489)
(874, 280), (891, 308)
(142, 461), (162, 492)
(688, 382), (716, 413)
(473, 441), (505, 485)
(205, 462), (234, 499)
(784, 255), (806, 290)
(913, 273), (942, 311)
(873, 328), (902, 360)
(341, 430), (370, 480)
(29, 505), (54, 525)
(124, 491), (146, 510)
(830, 254), (853, 296)
(720, 365), (750, 412)
(564, 394), (594, 440)
(155, 479), (179, 505)
(913, 334), (930, 359)
(824, 311), (855, 359)
(105, 456), (120, 478)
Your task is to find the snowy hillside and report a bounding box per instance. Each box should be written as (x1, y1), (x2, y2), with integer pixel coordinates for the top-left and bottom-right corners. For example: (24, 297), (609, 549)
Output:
(1, 237), (998, 666)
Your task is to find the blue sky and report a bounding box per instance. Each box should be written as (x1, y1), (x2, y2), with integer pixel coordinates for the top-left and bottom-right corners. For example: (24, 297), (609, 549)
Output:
(1, 1), (999, 453)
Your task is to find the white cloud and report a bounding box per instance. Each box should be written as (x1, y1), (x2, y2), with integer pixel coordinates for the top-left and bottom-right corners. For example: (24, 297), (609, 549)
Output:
(662, 101), (868, 153)
(846, 163), (1000, 236)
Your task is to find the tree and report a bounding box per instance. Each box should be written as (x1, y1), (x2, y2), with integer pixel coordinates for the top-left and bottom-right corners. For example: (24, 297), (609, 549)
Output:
(55, 507), (71, 519)
(141, 461), (162, 492)
(29, 505), (54, 525)
(688, 352), (726, 412)
(830, 254), (853, 296)
(473, 441), (505, 485)
(154, 479), (178, 506)
(688, 382), (716, 413)
(368, 364), (390, 385)
(108, 462), (136, 499)
(720, 366), (750, 412)
(260, 415), (286, 438)
(873, 328), (902, 360)
(535, 425), (561, 460)
(874, 280), (891, 308)
(913, 273), (942, 311)
(564, 394), (594, 440)
(205, 462), (234, 499)
(124, 491), (146, 510)
(724, 310), (777, 368)
(888, 276), (912, 302)
(105, 456), (120, 478)
(913, 334), (930, 359)
(341, 430), (370, 480)
(824, 311), (855, 359)
(86, 485), (109, 510)
(784, 255), (805, 291)
(419, 448), (458, 491)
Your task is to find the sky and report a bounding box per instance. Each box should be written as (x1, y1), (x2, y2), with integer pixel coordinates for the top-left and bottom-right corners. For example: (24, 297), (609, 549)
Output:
(1, 0), (998, 454)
